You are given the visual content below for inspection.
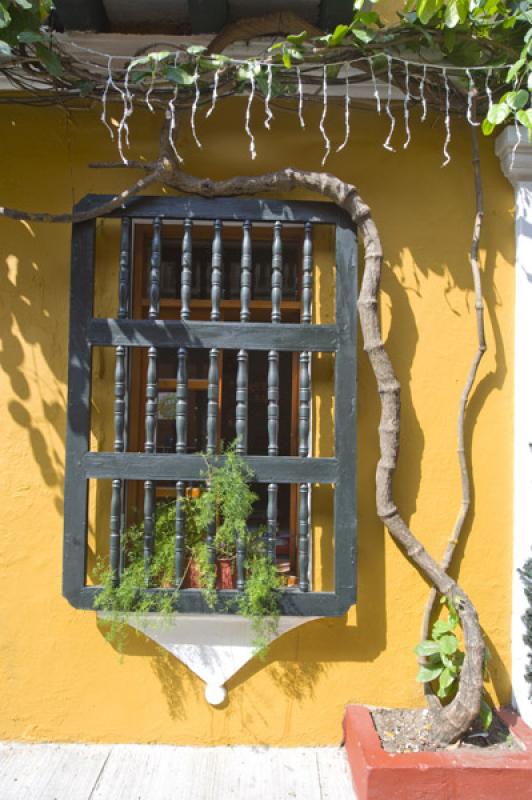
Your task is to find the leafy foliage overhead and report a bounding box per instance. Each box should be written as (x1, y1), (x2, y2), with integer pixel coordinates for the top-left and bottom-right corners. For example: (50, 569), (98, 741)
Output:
(0, 2), (531, 136)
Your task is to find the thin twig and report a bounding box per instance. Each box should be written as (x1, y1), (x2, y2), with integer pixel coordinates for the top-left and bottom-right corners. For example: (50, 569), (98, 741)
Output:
(419, 119), (486, 707)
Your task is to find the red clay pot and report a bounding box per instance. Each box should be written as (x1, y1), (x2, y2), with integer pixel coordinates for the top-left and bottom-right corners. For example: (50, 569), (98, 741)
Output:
(182, 557), (236, 590)
(216, 557), (236, 590)
(343, 705), (532, 800)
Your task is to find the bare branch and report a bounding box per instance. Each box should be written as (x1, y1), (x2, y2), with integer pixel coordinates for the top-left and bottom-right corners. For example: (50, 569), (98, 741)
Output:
(419, 123), (486, 709)
(0, 166), (163, 224)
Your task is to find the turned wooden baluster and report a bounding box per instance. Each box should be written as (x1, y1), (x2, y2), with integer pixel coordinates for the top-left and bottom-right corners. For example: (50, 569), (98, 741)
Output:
(143, 217), (161, 581)
(235, 221), (252, 590)
(298, 222), (313, 591)
(267, 221), (282, 563)
(110, 217), (131, 586)
(175, 219), (192, 586)
(206, 220), (222, 567)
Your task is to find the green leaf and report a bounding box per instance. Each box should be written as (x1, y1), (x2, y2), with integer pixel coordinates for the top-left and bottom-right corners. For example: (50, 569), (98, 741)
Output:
(0, 5), (11, 29)
(439, 634), (459, 656)
(17, 30), (45, 43)
(443, 27), (456, 52)
(487, 102), (511, 125)
(329, 24), (349, 46)
(164, 65), (195, 85)
(416, 665), (443, 683)
(437, 681), (455, 698)
(352, 28), (373, 43)
(517, 108), (532, 131)
(510, 89), (529, 110)
(187, 45), (206, 55)
(480, 698), (493, 731)
(507, 58), (525, 83)
(414, 640), (441, 657)
(35, 43), (63, 77)
(444, 0), (467, 29)
(12, 0), (32, 8)
(441, 652), (459, 671)
(432, 619), (455, 638)
(438, 666), (456, 690)
(0, 39), (11, 56)
(286, 31), (307, 46)
(417, 0), (442, 25)
(356, 11), (382, 26)
(282, 50), (291, 69)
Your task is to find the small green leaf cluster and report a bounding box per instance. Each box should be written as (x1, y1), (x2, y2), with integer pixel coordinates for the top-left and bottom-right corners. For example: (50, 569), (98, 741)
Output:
(415, 597), (464, 699)
(0, 0), (61, 74)
(415, 595), (493, 730)
(94, 501), (180, 650)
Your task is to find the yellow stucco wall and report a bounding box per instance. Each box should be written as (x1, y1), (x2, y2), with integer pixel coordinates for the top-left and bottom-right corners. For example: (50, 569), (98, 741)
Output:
(0, 95), (515, 745)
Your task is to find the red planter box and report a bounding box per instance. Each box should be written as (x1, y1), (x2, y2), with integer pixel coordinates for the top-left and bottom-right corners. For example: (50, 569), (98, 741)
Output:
(343, 705), (532, 800)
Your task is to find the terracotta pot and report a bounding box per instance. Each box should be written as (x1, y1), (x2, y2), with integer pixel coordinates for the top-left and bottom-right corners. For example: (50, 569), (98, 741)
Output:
(216, 557), (236, 590)
(182, 557), (236, 590)
(182, 558), (201, 589)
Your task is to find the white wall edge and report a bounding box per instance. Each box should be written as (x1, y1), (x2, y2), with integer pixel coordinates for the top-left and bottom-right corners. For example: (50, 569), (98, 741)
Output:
(496, 125), (532, 727)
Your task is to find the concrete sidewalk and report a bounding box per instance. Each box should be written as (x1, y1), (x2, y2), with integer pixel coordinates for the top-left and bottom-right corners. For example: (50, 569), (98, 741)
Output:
(0, 741), (356, 799)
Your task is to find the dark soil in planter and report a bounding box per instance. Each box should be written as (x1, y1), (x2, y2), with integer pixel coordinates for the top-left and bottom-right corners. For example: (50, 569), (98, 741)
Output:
(371, 708), (524, 754)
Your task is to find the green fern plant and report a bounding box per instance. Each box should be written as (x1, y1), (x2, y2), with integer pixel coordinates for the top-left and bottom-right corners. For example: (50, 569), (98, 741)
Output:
(94, 441), (283, 656)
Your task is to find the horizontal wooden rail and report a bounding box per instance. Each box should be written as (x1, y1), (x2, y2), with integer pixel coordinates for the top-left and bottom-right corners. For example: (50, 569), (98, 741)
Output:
(83, 453), (338, 483)
(88, 319), (338, 351)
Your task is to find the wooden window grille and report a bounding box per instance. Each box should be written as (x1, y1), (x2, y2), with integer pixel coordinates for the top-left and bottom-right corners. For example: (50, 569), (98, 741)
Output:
(63, 195), (357, 616)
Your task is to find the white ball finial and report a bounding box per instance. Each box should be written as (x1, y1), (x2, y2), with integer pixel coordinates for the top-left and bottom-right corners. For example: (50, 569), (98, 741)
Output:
(205, 683), (226, 706)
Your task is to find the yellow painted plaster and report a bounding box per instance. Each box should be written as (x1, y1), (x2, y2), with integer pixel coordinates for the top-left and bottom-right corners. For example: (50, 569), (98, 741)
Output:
(0, 96), (515, 744)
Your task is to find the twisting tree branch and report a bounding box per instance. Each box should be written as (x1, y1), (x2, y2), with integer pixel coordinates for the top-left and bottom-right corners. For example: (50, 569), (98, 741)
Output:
(419, 123), (486, 709)
(0, 166), (163, 224)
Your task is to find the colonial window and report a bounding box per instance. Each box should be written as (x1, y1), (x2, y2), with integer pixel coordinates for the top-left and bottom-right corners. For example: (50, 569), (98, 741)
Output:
(63, 195), (357, 616)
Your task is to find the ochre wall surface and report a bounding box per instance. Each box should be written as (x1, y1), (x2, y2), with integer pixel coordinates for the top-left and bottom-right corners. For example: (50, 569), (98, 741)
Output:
(0, 96), (515, 745)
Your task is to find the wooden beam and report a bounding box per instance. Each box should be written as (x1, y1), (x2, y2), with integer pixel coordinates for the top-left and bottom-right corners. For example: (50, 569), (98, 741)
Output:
(319, 0), (354, 30)
(53, 0), (109, 32)
(188, 0), (228, 34)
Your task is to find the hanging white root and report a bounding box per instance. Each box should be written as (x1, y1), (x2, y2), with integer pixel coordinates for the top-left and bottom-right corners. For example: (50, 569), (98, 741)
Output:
(466, 69), (481, 127)
(116, 62), (134, 163)
(442, 68), (452, 167)
(485, 68), (493, 113)
(403, 61), (411, 149)
(145, 68), (156, 114)
(297, 66), (305, 128)
(190, 64), (202, 148)
(264, 64), (274, 130)
(369, 56), (381, 114)
(206, 67), (220, 118)
(167, 83), (184, 164)
(420, 64), (428, 122)
(383, 55), (396, 152)
(245, 71), (257, 160)
(320, 65), (331, 165)
(336, 73), (351, 153)
(511, 115), (522, 170)
(100, 56), (115, 140)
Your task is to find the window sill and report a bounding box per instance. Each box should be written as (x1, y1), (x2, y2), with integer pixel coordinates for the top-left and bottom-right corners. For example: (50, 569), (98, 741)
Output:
(97, 612), (320, 705)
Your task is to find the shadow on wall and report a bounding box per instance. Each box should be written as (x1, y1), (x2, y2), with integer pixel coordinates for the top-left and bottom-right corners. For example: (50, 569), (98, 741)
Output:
(0, 247), (68, 520)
